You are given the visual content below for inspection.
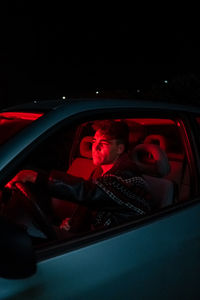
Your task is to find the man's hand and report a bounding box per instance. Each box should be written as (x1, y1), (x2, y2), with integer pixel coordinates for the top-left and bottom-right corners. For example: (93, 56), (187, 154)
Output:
(5, 170), (38, 189)
(60, 217), (71, 231)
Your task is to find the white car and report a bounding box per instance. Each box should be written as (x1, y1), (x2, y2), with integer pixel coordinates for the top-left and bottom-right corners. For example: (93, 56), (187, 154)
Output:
(0, 98), (200, 300)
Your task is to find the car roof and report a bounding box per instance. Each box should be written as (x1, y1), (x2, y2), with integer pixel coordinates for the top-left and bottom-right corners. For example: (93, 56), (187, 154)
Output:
(1, 98), (200, 114)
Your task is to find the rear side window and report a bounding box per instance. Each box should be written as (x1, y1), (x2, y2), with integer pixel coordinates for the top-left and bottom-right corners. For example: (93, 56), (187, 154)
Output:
(0, 112), (44, 145)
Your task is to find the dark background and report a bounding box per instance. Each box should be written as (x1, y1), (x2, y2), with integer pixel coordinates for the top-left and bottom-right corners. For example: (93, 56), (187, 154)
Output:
(1, 7), (200, 108)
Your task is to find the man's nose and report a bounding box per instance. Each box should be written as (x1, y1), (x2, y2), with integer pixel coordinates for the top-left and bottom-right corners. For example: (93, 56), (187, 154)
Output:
(93, 143), (100, 151)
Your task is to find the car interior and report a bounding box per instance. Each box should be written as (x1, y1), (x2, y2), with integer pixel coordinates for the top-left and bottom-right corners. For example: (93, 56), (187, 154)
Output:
(42, 117), (190, 241)
(0, 116), (191, 245)
(66, 118), (189, 204)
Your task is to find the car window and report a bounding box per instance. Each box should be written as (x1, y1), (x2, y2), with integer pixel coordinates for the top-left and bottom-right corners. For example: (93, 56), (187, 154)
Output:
(69, 118), (189, 202)
(0, 115), (194, 249)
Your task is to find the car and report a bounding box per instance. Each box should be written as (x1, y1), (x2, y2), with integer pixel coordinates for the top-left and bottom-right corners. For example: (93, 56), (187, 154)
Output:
(0, 98), (200, 300)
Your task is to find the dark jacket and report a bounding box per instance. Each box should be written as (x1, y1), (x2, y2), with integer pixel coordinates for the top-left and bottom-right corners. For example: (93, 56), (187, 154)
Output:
(37, 153), (152, 231)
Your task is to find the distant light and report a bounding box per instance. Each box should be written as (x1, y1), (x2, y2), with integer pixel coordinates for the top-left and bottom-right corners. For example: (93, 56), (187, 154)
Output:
(164, 80), (168, 84)
(62, 96), (66, 100)
(137, 89), (140, 93)
(96, 90), (99, 94)
(33, 100), (38, 104)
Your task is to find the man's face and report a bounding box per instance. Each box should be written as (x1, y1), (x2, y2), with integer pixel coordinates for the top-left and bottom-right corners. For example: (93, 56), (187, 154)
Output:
(92, 130), (124, 166)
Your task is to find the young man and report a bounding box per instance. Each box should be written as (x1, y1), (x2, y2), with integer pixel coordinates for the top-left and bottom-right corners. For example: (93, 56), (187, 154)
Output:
(7, 120), (152, 233)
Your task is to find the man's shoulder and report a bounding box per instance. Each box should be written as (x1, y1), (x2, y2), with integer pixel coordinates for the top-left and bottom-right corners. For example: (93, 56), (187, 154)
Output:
(110, 153), (141, 178)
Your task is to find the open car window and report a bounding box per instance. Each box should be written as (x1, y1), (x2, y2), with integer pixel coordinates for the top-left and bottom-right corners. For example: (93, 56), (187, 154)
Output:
(0, 115), (194, 249)
(68, 118), (189, 201)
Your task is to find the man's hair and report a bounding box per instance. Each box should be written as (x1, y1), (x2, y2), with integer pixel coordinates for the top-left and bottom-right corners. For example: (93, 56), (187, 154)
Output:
(93, 120), (130, 151)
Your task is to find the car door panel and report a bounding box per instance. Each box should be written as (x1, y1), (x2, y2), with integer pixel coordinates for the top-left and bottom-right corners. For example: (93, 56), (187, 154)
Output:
(1, 201), (200, 300)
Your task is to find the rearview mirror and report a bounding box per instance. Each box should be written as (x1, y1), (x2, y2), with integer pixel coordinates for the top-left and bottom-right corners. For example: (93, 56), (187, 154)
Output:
(0, 217), (36, 279)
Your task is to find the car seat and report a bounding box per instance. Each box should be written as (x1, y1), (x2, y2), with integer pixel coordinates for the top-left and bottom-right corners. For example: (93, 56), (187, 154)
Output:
(51, 136), (95, 220)
(144, 134), (167, 151)
(143, 134), (189, 202)
(67, 136), (95, 180)
(132, 143), (174, 209)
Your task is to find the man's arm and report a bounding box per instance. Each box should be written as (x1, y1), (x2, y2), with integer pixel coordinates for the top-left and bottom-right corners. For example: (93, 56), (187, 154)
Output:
(6, 169), (99, 206)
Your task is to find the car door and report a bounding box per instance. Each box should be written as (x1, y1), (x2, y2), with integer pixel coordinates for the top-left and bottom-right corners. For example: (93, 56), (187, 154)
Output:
(1, 203), (200, 300)
(1, 105), (200, 300)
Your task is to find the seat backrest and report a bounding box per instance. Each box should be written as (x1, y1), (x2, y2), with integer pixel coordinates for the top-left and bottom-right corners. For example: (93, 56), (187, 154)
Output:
(144, 134), (167, 151)
(143, 175), (174, 209)
(144, 134), (188, 201)
(132, 143), (174, 209)
(67, 136), (95, 180)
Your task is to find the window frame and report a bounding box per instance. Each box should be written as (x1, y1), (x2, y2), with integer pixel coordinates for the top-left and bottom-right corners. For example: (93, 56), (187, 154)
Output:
(0, 106), (199, 260)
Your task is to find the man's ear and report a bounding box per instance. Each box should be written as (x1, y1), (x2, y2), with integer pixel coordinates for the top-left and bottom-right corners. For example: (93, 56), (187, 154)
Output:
(117, 144), (125, 154)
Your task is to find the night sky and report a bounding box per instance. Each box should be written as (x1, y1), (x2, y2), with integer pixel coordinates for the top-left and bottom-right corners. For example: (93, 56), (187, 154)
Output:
(1, 8), (200, 107)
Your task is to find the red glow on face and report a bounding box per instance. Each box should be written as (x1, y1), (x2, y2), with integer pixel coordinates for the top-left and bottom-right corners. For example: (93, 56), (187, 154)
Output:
(0, 112), (43, 120)
(92, 130), (120, 166)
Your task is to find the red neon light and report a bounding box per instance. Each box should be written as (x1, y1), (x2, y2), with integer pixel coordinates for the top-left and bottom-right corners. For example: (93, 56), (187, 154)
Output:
(131, 119), (175, 125)
(116, 119), (175, 125)
(0, 112), (43, 121)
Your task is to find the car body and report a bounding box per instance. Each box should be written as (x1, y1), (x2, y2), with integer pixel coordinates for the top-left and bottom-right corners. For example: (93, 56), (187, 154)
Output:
(0, 98), (200, 299)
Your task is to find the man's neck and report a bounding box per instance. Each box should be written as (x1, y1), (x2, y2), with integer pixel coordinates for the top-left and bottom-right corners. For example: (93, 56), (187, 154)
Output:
(101, 163), (114, 175)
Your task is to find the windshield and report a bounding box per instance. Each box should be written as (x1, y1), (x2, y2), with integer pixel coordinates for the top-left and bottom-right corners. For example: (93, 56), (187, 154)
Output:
(0, 112), (44, 145)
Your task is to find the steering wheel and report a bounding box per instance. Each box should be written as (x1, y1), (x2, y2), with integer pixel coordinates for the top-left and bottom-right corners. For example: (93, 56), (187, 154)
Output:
(12, 182), (58, 240)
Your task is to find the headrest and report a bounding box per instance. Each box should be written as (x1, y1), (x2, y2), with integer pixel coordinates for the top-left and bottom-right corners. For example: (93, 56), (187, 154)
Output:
(132, 143), (170, 177)
(80, 136), (93, 158)
(144, 134), (167, 151)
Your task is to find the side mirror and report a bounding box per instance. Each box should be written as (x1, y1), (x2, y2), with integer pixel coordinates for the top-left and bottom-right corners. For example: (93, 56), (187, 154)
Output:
(0, 216), (36, 279)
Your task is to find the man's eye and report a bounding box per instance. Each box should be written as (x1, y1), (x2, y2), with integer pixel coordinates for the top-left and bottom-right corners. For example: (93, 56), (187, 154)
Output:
(101, 142), (109, 146)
